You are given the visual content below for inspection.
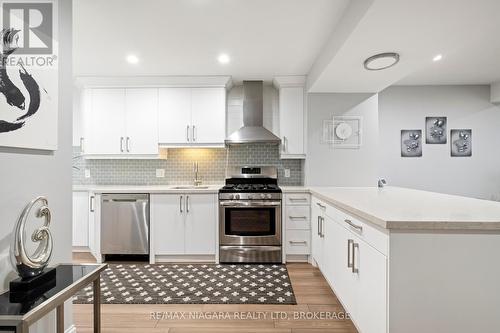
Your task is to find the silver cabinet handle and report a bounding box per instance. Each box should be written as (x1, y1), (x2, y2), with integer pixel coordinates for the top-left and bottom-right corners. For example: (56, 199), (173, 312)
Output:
(321, 217), (325, 238)
(316, 202), (326, 209)
(90, 195), (95, 212)
(120, 137), (124, 152)
(186, 195), (190, 213)
(80, 137), (85, 152)
(345, 219), (363, 232)
(192, 125), (196, 142)
(126, 137), (130, 152)
(317, 216), (321, 236)
(282, 136), (287, 152)
(289, 240), (307, 245)
(179, 195), (183, 213)
(186, 125), (190, 142)
(352, 242), (359, 273)
(347, 239), (353, 268)
(289, 197), (307, 202)
(289, 216), (307, 220)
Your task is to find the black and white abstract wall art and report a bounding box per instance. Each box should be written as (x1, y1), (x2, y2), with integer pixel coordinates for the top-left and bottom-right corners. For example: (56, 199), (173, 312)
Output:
(0, 2), (58, 150)
(425, 116), (447, 144)
(450, 129), (472, 157)
(401, 130), (422, 157)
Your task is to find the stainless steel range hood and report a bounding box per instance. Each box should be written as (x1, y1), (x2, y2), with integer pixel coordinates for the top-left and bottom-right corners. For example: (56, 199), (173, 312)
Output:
(225, 81), (281, 145)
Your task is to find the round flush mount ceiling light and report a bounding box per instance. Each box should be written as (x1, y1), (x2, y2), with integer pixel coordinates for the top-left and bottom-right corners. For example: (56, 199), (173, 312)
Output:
(126, 54), (139, 64)
(217, 53), (230, 64)
(433, 54), (443, 62)
(363, 52), (400, 71)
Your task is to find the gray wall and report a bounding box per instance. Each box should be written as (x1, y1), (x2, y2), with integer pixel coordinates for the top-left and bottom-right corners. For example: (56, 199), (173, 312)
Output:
(305, 93), (379, 186)
(0, 0), (73, 331)
(379, 85), (500, 200)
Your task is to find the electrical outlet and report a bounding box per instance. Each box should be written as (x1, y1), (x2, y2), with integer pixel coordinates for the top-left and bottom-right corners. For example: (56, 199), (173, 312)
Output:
(284, 168), (291, 178)
(84, 168), (91, 178)
(156, 169), (165, 178)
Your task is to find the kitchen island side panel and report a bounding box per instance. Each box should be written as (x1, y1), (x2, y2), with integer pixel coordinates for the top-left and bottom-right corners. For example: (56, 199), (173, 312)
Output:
(388, 231), (500, 333)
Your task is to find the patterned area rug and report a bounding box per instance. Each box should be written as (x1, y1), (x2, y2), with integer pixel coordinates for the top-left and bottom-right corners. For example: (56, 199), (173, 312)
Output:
(73, 263), (296, 305)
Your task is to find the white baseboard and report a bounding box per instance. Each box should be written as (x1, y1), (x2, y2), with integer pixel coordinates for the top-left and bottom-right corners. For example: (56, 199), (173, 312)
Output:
(286, 254), (310, 262)
(154, 255), (215, 263)
(65, 324), (77, 333)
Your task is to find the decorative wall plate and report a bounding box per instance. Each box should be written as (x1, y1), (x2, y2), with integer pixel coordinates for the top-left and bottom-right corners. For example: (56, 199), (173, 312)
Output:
(322, 116), (362, 149)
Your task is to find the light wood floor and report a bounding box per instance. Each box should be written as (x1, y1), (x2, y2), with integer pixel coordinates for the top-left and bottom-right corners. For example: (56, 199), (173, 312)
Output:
(72, 252), (357, 333)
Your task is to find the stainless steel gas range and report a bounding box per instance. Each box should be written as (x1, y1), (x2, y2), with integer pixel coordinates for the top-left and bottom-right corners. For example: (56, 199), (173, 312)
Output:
(219, 166), (282, 263)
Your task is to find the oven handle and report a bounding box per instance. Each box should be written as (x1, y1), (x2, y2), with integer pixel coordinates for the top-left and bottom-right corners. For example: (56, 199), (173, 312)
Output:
(219, 201), (281, 207)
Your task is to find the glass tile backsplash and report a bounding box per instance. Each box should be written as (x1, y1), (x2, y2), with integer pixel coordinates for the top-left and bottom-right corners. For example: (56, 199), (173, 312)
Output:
(72, 144), (303, 186)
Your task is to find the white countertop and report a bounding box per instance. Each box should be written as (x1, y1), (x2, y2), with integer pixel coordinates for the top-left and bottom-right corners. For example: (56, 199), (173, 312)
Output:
(309, 186), (500, 231)
(73, 184), (500, 231)
(73, 184), (222, 193)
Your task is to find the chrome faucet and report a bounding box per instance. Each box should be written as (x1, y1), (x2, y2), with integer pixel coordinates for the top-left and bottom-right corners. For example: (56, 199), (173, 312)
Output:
(378, 178), (387, 188)
(193, 162), (202, 186)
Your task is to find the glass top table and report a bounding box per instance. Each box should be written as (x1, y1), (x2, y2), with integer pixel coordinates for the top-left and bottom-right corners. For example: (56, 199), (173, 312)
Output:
(0, 264), (107, 333)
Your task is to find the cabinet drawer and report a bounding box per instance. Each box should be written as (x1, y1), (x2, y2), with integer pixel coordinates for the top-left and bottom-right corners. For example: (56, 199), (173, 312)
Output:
(326, 204), (388, 256)
(285, 206), (310, 230)
(285, 230), (310, 255)
(285, 193), (310, 206)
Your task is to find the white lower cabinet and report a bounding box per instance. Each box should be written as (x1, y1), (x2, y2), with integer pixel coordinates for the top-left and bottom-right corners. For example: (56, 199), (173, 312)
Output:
(311, 197), (326, 266)
(312, 196), (387, 333)
(72, 191), (89, 247)
(151, 193), (216, 257)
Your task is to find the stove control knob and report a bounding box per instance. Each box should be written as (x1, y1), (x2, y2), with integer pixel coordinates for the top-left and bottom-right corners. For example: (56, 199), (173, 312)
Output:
(234, 194), (240, 200)
(260, 193), (265, 198)
(266, 194), (272, 199)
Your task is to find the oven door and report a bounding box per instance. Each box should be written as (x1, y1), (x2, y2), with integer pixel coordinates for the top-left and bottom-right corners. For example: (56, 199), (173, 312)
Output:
(219, 200), (282, 246)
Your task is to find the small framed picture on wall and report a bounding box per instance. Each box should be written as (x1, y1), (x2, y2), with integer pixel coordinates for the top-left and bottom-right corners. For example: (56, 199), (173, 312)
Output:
(450, 129), (472, 157)
(401, 130), (422, 157)
(425, 117), (447, 144)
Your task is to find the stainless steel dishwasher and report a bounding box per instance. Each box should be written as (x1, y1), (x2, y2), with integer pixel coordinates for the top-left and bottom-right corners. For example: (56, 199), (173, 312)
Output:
(101, 193), (149, 255)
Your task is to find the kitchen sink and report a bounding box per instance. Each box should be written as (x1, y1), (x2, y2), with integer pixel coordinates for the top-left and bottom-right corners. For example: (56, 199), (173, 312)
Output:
(170, 186), (210, 189)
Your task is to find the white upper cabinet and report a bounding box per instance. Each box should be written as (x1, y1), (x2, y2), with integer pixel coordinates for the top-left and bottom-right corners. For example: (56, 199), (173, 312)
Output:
(158, 88), (192, 144)
(125, 89), (159, 154)
(191, 88), (226, 145)
(273, 76), (306, 159)
(85, 88), (126, 155)
(158, 87), (226, 146)
(83, 88), (159, 157)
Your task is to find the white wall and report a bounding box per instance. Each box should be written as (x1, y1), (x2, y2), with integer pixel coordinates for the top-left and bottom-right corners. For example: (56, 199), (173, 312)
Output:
(0, 0), (73, 331)
(379, 85), (500, 201)
(305, 93), (379, 186)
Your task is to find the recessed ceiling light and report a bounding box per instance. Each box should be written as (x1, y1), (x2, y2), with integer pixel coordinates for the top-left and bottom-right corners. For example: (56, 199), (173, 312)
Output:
(126, 54), (139, 64)
(363, 52), (400, 71)
(433, 54), (443, 62)
(217, 53), (230, 64)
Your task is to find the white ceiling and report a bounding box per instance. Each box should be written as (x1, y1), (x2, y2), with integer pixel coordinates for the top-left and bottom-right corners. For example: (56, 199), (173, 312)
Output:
(73, 0), (349, 81)
(74, 0), (500, 91)
(307, 0), (500, 92)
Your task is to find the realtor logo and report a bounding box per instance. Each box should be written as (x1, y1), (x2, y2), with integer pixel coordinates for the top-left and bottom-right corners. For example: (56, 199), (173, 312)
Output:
(2, 2), (53, 54)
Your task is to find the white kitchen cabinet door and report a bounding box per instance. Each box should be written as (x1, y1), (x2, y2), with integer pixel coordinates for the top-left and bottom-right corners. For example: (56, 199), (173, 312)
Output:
(184, 194), (216, 255)
(125, 89), (159, 154)
(85, 89), (126, 154)
(279, 86), (305, 158)
(72, 191), (89, 247)
(151, 194), (186, 254)
(191, 88), (226, 144)
(311, 199), (323, 267)
(325, 217), (357, 320)
(158, 88), (192, 144)
(353, 237), (387, 333)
